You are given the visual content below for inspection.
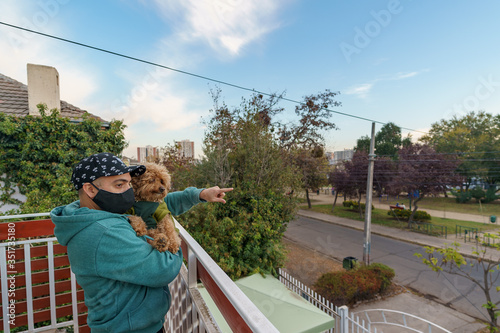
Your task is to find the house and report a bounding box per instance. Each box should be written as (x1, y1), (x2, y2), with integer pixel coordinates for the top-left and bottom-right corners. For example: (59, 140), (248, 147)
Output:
(0, 63), (105, 123)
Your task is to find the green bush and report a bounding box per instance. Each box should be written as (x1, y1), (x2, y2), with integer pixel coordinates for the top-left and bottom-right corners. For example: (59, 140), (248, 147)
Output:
(343, 200), (374, 211)
(484, 187), (500, 203)
(314, 263), (395, 306)
(387, 209), (431, 221)
(177, 190), (297, 280)
(451, 189), (472, 203)
(413, 210), (431, 221)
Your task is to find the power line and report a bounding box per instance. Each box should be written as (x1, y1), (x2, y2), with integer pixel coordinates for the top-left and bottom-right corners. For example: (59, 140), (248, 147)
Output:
(0, 21), (427, 134)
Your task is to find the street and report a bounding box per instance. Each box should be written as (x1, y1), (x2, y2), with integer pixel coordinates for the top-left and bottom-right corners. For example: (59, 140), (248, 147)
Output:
(285, 215), (500, 322)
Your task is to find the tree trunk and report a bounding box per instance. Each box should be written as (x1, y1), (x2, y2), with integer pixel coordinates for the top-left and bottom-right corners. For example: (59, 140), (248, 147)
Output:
(408, 195), (424, 228)
(443, 189), (448, 198)
(331, 191), (339, 212)
(306, 189), (311, 209)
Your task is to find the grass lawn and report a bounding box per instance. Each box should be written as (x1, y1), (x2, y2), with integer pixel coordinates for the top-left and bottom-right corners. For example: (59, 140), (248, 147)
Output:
(376, 195), (500, 217)
(305, 204), (500, 234)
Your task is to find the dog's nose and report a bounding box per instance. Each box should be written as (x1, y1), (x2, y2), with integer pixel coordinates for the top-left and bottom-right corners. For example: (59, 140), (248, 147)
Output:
(159, 186), (165, 193)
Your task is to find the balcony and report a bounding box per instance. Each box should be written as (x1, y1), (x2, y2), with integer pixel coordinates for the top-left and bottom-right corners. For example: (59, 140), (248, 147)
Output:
(1, 214), (339, 333)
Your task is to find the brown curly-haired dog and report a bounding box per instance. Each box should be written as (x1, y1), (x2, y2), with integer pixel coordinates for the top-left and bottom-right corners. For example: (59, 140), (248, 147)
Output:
(127, 162), (181, 253)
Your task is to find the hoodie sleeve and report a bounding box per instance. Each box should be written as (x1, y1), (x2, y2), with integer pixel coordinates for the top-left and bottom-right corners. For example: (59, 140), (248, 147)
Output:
(94, 222), (183, 288)
(165, 187), (205, 216)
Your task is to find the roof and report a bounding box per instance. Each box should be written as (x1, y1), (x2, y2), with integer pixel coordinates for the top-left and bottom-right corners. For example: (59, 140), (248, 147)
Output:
(198, 274), (335, 333)
(0, 73), (106, 122)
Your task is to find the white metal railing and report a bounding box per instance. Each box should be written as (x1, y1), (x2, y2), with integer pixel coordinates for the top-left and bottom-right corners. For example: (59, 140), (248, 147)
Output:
(353, 309), (453, 333)
(1, 213), (278, 333)
(279, 269), (340, 333)
(173, 218), (279, 332)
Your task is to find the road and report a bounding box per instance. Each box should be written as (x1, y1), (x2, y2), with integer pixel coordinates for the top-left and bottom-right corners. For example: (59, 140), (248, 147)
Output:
(285, 215), (500, 322)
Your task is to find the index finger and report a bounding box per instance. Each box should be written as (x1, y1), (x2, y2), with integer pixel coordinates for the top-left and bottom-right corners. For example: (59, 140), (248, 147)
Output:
(220, 188), (234, 193)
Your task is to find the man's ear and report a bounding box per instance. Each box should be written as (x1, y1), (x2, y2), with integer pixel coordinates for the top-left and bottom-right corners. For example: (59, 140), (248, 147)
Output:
(82, 183), (98, 199)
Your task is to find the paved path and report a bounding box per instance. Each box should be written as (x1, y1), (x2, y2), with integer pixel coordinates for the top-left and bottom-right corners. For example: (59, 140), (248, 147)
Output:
(305, 192), (499, 225)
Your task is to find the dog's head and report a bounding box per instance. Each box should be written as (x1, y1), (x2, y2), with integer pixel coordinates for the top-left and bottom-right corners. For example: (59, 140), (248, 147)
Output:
(131, 162), (171, 202)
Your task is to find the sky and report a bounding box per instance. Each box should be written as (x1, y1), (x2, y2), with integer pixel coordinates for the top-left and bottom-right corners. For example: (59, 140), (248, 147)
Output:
(0, 0), (499, 159)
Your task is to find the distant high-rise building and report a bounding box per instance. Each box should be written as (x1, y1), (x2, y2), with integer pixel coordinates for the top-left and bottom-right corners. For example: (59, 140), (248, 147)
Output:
(137, 145), (159, 163)
(332, 149), (354, 165)
(175, 140), (195, 159)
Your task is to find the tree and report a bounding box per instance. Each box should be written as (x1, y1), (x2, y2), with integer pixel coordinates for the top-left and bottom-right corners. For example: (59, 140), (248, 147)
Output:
(0, 104), (127, 213)
(415, 233), (500, 332)
(278, 90), (341, 206)
(420, 111), (500, 189)
(328, 165), (350, 212)
(175, 91), (301, 279)
(294, 146), (329, 209)
(387, 143), (461, 225)
(354, 122), (411, 157)
(343, 151), (369, 218)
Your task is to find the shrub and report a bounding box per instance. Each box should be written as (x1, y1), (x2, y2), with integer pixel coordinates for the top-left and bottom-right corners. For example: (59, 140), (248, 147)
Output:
(484, 187), (500, 203)
(387, 209), (431, 221)
(413, 210), (431, 221)
(343, 200), (374, 211)
(451, 189), (472, 203)
(314, 263), (395, 306)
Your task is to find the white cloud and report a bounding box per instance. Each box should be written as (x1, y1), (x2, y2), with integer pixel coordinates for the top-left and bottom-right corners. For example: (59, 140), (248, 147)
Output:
(345, 70), (428, 99)
(345, 83), (373, 99)
(149, 0), (283, 55)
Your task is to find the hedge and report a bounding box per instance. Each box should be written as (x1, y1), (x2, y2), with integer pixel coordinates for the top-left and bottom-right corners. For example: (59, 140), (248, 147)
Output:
(314, 263), (395, 306)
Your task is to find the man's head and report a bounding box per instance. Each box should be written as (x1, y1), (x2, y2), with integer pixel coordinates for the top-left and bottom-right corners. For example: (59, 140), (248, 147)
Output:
(71, 153), (146, 212)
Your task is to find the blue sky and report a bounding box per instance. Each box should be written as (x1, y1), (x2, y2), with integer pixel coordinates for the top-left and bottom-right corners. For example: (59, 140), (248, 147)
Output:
(1, 1), (499, 159)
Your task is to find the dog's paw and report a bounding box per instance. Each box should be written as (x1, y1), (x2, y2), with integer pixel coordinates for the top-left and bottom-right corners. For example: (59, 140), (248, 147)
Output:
(153, 234), (170, 253)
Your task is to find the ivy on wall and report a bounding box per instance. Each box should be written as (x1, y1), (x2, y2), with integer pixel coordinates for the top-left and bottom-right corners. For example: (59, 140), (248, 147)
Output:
(0, 104), (127, 214)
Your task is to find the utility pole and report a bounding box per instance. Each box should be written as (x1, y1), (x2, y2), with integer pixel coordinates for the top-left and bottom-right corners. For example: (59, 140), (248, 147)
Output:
(363, 122), (376, 265)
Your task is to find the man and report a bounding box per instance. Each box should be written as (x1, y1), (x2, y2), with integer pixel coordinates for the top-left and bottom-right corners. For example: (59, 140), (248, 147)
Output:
(51, 152), (232, 333)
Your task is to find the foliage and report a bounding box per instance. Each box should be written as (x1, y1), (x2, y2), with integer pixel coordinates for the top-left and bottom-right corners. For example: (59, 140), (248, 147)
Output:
(451, 188), (473, 203)
(387, 209), (431, 221)
(278, 90), (341, 208)
(342, 200), (374, 211)
(0, 104), (127, 213)
(354, 122), (411, 157)
(314, 263), (395, 306)
(177, 190), (296, 280)
(387, 143), (461, 225)
(420, 111), (500, 187)
(415, 234), (500, 331)
(175, 90), (301, 278)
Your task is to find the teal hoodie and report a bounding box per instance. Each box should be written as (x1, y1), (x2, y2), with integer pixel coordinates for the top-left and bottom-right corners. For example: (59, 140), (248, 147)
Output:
(51, 187), (203, 333)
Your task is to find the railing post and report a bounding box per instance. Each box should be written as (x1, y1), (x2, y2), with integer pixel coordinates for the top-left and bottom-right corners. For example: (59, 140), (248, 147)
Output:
(338, 305), (349, 333)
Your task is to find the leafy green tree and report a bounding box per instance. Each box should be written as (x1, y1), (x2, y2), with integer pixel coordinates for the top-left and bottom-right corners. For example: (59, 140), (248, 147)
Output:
(415, 233), (500, 332)
(278, 90), (341, 206)
(420, 111), (500, 189)
(354, 122), (411, 157)
(0, 104), (127, 213)
(175, 91), (301, 279)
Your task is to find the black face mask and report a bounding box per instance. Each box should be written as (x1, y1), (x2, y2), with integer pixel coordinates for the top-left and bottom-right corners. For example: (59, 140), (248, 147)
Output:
(90, 183), (136, 214)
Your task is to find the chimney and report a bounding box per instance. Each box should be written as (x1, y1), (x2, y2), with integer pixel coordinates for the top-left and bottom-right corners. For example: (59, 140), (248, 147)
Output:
(27, 63), (61, 116)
